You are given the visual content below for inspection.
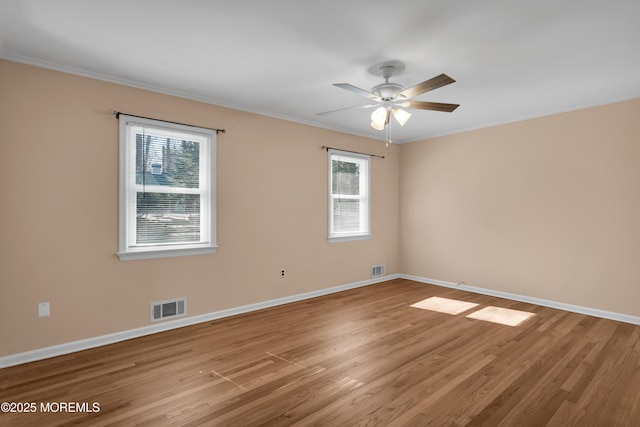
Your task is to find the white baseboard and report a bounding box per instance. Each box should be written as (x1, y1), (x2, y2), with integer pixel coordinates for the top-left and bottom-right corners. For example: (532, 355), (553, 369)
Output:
(0, 274), (401, 369)
(4, 271), (639, 369)
(399, 274), (640, 326)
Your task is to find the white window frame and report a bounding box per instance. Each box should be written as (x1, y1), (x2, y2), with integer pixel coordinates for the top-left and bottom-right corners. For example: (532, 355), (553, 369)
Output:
(328, 149), (372, 242)
(117, 115), (217, 261)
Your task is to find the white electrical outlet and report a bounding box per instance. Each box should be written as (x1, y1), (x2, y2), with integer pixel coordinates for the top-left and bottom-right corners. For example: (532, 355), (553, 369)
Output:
(38, 302), (50, 317)
(280, 268), (286, 278)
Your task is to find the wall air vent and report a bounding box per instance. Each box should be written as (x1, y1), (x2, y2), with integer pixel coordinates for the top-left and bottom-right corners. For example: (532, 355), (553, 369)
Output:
(371, 264), (385, 278)
(150, 298), (186, 322)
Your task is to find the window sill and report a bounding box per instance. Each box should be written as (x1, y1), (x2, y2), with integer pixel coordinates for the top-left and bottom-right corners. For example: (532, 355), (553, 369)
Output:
(117, 245), (218, 261)
(328, 233), (372, 243)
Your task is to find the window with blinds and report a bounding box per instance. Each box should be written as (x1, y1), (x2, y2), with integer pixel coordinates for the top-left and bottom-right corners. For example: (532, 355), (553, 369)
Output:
(328, 149), (371, 242)
(117, 115), (217, 260)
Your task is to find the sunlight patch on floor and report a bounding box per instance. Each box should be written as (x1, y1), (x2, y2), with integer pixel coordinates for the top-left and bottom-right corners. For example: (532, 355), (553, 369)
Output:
(411, 296), (479, 315)
(466, 306), (536, 326)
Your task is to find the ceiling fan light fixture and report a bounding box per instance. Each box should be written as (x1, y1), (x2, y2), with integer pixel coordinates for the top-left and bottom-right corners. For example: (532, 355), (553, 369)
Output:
(392, 108), (412, 126)
(320, 61), (458, 137)
(370, 106), (388, 129)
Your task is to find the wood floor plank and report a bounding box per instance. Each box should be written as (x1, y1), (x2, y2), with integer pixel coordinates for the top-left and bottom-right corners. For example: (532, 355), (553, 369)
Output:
(1, 278), (639, 426)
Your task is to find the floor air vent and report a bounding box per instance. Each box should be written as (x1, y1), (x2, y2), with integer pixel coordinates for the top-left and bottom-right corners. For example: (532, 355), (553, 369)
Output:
(150, 298), (186, 322)
(371, 264), (385, 278)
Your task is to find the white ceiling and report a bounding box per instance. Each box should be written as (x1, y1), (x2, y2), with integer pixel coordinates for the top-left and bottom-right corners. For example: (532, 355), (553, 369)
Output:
(1, 0), (639, 143)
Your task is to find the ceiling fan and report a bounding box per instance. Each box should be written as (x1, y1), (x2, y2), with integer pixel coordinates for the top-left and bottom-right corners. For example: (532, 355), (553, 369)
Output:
(318, 61), (459, 131)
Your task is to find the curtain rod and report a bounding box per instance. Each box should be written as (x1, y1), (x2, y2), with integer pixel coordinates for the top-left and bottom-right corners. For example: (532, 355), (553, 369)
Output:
(321, 145), (385, 159)
(111, 110), (226, 134)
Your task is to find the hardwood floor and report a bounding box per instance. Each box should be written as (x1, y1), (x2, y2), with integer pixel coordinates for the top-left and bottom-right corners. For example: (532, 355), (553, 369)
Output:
(2, 278), (639, 426)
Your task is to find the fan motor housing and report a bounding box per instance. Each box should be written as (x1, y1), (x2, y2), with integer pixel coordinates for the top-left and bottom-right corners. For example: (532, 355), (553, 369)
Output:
(372, 82), (404, 100)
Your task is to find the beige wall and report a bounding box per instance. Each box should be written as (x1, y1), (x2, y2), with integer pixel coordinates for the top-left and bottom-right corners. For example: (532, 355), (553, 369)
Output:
(400, 98), (640, 317)
(0, 60), (400, 356)
(2, 57), (639, 359)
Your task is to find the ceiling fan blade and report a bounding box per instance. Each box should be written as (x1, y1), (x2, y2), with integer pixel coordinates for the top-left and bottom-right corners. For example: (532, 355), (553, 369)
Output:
(406, 100), (460, 112)
(399, 74), (456, 99)
(334, 83), (381, 101)
(316, 104), (379, 115)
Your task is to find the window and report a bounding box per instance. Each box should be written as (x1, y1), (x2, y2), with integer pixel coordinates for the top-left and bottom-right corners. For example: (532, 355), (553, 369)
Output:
(118, 115), (217, 260)
(328, 149), (371, 242)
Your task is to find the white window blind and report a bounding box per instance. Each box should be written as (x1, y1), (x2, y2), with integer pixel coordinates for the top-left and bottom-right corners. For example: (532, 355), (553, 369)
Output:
(328, 149), (371, 242)
(118, 115), (217, 260)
